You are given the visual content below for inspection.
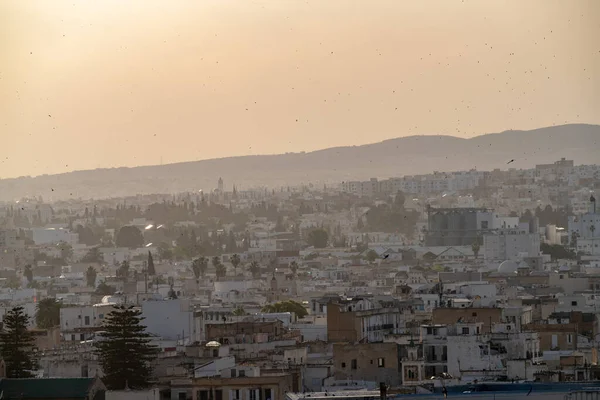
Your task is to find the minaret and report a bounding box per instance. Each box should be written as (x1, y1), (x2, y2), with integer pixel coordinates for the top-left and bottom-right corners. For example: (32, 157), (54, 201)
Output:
(218, 177), (224, 193)
(268, 272), (278, 302)
(591, 195), (597, 214)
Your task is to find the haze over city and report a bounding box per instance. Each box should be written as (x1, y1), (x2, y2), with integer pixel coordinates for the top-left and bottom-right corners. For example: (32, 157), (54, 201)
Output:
(1, 0), (599, 178)
(3, 1), (600, 399)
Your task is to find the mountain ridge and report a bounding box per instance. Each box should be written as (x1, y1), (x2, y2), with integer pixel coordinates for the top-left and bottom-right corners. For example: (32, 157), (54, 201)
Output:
(1, 123), (599, 201)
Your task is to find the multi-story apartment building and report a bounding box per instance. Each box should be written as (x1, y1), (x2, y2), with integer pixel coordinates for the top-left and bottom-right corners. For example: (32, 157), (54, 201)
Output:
(327, 296), (406, 343)
(425, 207), (495, 246)
(484, 222), (541, 262)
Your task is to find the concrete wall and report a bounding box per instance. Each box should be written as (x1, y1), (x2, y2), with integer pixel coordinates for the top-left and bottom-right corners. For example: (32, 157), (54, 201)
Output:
(333, 343), (401, 386)
(106, 389), (160, 400)
(142, 299), (195, 342)
(291, 323), (327, 341)
(326, 303), (360, 343)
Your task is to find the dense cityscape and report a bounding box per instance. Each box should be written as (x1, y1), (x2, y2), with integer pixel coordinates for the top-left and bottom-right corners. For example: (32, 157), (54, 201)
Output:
(3, 0), (600, 398)
(0, 157), (598, 399)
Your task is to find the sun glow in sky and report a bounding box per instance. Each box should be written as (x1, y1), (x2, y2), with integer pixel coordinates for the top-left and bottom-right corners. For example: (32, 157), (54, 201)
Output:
(1, 0), (599, 178)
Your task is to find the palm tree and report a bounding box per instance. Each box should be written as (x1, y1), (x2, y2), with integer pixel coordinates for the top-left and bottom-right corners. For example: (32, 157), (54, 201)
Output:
(36, 298), (61, 329)
(232, 306), (247, 316)
(248, 261), (261, 278)
(192, 257), (208, 281)
(289, 261), (299, 277)
(215, 263), (226, 280)
(230, 254), (241, 276)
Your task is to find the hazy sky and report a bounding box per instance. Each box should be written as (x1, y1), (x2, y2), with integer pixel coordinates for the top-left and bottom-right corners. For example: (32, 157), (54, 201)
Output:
(1, 0), (599, 179)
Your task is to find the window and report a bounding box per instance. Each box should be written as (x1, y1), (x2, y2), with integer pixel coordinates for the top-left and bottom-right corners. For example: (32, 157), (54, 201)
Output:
(230, 389), (240, 400)
(71, 334), (75, 341)
(231, 369), (237, 378)
(215, 390), (223, 400)
(239, 370), (246, 377)
(196, 390), (208, 400)
(178, 393), (186, 400)
(571, 301), (577, 306)
(481, 221), (489, 229)
(351, 359), (357, 369)
(426, 327), (438, 335)
(506, 325), (512, 331)
(99, 313), (104, 319)
(567, 334), (573, 344)
(84, 316), (90, 325)
(198, 391), (209, 400)
(264, 389), (272, 400)
(378, 358), (385, 368)
(341, 362), (346, 368)
(249, 390), (258, 400)
(472, 312), (477, 317)
(462, 327), (469, 335)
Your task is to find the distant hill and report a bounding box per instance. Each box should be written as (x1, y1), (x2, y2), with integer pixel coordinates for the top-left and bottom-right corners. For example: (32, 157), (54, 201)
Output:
(1, 124), (599, 201)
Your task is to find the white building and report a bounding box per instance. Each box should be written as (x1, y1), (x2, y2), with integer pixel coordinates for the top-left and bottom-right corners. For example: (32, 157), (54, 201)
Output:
(31, 228), (79, 245)
(141, 298), (195, 343)
(569, 196), (599, 254)
(483, 223), (540, 262)
(60, 302), (119, 341)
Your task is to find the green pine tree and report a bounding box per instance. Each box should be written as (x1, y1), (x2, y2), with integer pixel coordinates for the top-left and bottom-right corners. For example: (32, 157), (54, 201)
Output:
(94, 305), (159, 390)
(0, 306), (39, 378)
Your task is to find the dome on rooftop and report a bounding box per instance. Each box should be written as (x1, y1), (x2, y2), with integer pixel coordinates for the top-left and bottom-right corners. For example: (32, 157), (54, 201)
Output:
(498, 260), (519, 274)
(206, 341), (221, 348)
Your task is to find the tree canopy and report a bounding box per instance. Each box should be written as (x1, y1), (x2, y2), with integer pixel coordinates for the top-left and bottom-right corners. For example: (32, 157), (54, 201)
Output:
(116, 226), (144, 248)
(307, 229), (328, 248)
(36, 298), (61, 329)
(248, 261), (261, 278)
(192, 257), (208, 280)
(365, 249), (378, 263)
(23, 264), (33, 283)
(230, 254), (241, 274)
(541, 243), (577, 260)
(81, 247), (103, 263)
(94, 305), (159, 390)
(261, 300), (308, 319)
(86, 266), (97, 287)
(96, 281), (117, 296)
(0, 306), (39, 378)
